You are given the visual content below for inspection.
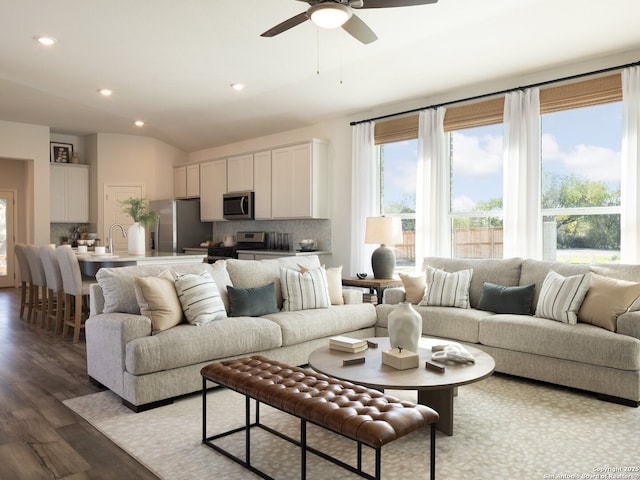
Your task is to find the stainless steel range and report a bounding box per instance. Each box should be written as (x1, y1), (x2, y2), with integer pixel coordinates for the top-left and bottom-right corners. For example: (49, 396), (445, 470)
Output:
(207, 231), (268, 263)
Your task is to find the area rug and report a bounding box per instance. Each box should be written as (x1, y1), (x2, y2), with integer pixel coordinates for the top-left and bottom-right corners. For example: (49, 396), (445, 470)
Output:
(63, 375), (639, 480)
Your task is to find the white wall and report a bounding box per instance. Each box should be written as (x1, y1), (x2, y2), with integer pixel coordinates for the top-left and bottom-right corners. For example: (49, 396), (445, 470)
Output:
(0, 120), (50, 245)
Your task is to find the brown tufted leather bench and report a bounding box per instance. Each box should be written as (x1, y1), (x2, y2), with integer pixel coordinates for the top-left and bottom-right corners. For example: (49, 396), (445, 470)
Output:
(201, 355), (439, 480)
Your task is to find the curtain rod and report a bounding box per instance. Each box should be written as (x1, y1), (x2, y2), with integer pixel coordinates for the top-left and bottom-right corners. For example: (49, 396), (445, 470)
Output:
(349, 60), (640, 126)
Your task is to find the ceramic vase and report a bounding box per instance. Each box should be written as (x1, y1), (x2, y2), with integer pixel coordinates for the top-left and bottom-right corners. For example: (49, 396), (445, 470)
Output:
(128, 222), (146, 255)
(388, 302), (422, 353)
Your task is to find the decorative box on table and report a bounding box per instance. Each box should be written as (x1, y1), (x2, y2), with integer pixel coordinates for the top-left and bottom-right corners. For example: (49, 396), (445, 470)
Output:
(382, 348), (419, 370)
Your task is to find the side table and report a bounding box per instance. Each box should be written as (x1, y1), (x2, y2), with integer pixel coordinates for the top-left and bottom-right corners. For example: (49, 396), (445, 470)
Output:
(341, 276), (403, 304)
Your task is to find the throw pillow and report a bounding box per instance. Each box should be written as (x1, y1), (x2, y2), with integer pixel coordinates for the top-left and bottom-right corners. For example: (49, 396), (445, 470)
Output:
(228, 283), (279, 317)
(419, 266), (473, 309)
(174, 271), (227, 326)
(399, 272), (427, 304)
(477, 282), (535, 315)
(535, 270), (591, 324)
(578, 273), (640, 331)
(133, 270), (183, 334)
(280, 266), (331, 311)
(299, 264), (344, 305)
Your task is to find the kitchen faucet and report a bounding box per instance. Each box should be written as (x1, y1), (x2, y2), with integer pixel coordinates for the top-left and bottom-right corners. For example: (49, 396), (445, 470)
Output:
(109, 223), (127, 254)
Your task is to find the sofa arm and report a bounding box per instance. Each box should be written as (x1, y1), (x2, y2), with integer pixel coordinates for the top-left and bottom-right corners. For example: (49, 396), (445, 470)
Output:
(342, 288), (363, 304)
(383, 287), (407, 304)
(617, 310), (640, 340)
(85, 313), (153, 397)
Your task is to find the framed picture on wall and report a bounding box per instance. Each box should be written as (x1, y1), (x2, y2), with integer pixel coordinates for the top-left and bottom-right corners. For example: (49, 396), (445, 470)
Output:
(50, 142), (73, 163)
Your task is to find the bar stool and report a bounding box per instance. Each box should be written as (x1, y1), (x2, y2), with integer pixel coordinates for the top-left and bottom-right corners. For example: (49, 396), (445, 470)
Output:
(14, 244), (32, 321)
(56, 245), (93, 343)
(40, 245), (65, 333)
(25, 244), (48, 327)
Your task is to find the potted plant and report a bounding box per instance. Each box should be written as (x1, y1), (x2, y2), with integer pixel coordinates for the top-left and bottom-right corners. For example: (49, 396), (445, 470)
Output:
(120, 197), (159, 255)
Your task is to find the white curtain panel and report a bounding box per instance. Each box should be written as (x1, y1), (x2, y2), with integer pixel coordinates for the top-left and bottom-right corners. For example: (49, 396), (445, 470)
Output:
(503, 88), (542, 259)
(621, 66), (640, 263)
(416, 107), (449, 266)
(350, 122), (378, 275)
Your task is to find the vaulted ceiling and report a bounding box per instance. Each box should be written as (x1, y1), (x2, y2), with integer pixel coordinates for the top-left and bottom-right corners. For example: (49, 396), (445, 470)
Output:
(2, 0), (640, 152)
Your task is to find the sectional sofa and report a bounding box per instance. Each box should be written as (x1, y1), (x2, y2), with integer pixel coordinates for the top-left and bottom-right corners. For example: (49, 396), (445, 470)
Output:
(85, 255), (377, 411)
(376, 257), (640, 406)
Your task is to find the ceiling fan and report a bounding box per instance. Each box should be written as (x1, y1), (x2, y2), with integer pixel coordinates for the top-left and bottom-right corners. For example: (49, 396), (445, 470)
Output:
(261, 0), (439, 45)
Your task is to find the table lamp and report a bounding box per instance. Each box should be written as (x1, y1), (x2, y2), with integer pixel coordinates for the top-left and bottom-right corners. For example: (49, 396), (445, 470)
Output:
(365, 216), (403, 279)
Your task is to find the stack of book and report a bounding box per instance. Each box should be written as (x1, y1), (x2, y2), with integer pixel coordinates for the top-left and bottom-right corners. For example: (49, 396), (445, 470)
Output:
(329, 336), (368, 353)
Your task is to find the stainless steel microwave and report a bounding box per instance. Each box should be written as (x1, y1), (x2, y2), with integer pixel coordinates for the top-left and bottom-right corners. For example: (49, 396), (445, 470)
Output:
(223, 191), (254, 220)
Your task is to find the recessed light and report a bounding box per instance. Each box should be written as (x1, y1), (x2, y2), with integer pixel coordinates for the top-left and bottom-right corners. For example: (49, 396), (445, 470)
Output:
(230, 83), (245, 91)
(98, 88), (113, 96)
(33, 35), (57, 46)
(134, 120), (144, 127)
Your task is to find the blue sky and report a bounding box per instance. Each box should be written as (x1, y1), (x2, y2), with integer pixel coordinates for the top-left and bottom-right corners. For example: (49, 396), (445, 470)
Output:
(382, 102), (623, 212)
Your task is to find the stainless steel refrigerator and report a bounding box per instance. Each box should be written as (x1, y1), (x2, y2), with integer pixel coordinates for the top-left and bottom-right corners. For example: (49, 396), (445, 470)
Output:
(149, 199), (212, 253)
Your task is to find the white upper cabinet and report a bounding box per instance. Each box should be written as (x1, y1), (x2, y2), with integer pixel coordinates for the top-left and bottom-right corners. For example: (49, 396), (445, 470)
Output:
(271, 140), (328, 219)
(253, 150), (272, 219)
(227, 154), (254, 193)
(199, 159), (227, 221)
(50, 163), (89, 223)
(174, 164), (200, 198)
(186, 164), (200, 197)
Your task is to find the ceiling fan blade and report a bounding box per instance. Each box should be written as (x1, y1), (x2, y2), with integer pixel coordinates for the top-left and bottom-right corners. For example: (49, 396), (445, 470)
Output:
(341, 13), (378, 44)
(261, 12), (309, 37)
(359, 0), (438, 8)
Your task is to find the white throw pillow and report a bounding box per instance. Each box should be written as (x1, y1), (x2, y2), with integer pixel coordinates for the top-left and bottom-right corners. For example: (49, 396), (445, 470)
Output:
(536, 270), (591, 324)
(299, 264), (344, 305)
(419, 266), (472, 309)
(174, 271), (227, 326)
(280, 266), (331, 311)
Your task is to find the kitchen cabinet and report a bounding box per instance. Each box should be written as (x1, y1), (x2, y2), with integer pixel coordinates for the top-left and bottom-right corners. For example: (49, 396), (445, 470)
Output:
(174, 164), (200, 198)
(237, 250), (331, 260)
(199, 159), (226, 221)
(253, 150), (272, 219)
(227, 154), (254, 192)
(271, 140), (328, 219)
(50, 163), (89, 222)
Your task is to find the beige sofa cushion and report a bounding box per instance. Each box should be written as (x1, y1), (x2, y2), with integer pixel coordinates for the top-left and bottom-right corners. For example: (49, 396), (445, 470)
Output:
(578, 273), (640, 331)
(399, 272), (426, 304)
(133, 271), (183, 333)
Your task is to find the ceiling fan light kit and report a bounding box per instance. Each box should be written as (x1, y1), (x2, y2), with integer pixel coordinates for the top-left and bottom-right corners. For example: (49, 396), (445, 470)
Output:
(261, 0), (437, 45)
(308, 3), (352, 29)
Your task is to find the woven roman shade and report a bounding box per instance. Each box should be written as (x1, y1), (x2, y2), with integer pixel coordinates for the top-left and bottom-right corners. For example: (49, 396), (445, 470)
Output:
(539, 73), (622, 114)
(373, 73), (623, 144)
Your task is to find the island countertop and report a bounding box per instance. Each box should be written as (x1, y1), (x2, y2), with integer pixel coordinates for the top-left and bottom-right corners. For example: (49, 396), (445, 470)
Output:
(76, 251), (207, 277)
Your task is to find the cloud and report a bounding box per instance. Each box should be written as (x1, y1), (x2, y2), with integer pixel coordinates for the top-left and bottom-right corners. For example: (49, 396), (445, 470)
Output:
(451, 194), (476, 212)
(542, 133), (620, 182)
(451, 131), (503, 176)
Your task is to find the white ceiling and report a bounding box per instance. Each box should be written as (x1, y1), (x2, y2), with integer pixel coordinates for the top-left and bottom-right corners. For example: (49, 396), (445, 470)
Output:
(2, 0), (640, 152)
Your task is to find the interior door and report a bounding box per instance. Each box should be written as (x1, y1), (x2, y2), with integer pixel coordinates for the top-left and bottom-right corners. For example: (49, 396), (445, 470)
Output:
(104, 184), (145, 253)
(0, 190), (16, 288)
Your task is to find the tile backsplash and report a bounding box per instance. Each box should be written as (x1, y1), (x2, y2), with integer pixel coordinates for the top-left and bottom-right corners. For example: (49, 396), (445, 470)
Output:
(212, 218), (331, 251)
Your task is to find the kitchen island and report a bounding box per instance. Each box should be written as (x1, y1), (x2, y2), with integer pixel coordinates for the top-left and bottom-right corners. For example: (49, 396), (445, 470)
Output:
(77, 251), (207, 277)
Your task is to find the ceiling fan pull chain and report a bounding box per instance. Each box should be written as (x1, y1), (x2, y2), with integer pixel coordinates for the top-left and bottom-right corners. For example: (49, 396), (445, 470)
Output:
(316, 28), (320, 75)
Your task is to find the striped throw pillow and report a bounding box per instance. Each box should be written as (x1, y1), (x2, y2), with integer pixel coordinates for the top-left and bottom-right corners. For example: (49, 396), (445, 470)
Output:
(280, 266), (331, 311)
(419, 266), (473, 309)
(536, 270), (591, 324)
(174, 271), (227, 325)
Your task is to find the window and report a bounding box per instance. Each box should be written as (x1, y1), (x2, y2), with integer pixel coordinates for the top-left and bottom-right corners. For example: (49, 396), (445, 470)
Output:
(378, 139), (418, 272)
(541, 102), (622, 263)
(450, 124), (504, 258)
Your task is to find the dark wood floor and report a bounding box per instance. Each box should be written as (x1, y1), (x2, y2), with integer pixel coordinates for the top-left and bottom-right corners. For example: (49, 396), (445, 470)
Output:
(0, 287), (158, 480)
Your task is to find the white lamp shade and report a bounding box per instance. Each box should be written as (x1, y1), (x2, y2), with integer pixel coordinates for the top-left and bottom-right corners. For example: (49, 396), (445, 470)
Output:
(308, 3), (352, 29)
(365, 217), (403, 245)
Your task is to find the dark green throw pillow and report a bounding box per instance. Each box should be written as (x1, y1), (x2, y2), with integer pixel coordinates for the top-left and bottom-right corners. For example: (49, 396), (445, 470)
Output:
(228, 282), (279, 317)
(477, 282), (535, 315)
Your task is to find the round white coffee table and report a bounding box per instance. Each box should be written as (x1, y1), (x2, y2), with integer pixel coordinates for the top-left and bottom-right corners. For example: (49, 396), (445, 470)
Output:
(308, 336), (495, 436)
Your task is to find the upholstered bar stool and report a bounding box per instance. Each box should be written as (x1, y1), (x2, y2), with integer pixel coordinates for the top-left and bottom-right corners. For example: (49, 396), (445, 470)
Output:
(56, 245), (93, 343)
(25, 244), (48, 327)
(14, 244), (32, 321)
(40, 245), (65, 333)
